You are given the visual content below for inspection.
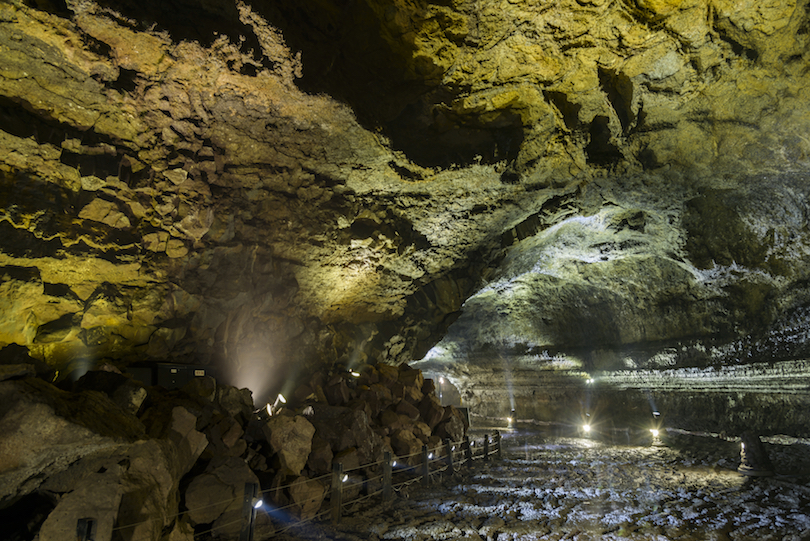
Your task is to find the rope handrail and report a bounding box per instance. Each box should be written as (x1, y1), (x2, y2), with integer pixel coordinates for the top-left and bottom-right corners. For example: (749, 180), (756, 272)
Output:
(88, 431), (501, 540)
(111, 491), (247, 532)
(260, 470), (333, 495)
(191, 515), (245, 537)
(272, 507), (332, 536)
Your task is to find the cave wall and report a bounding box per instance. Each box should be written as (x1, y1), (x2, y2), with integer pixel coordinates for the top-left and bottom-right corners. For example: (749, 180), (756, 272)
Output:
(2, 0), (810, 432)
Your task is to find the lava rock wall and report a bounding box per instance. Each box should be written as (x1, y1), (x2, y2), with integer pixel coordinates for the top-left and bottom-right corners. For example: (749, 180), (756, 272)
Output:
(3, 0), (810, 436)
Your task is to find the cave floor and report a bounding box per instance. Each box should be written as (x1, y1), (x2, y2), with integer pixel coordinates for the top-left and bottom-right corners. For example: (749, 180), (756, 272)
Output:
(271, 428), (810, 541)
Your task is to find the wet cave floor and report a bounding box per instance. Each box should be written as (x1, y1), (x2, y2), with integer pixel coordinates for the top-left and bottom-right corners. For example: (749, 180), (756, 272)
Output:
(277, 427), (810, 541)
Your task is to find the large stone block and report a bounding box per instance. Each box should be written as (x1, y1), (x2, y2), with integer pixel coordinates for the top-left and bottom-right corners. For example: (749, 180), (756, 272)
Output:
(0, 379), (144, 506)
(418, 394), (445, 429)
(396, 399), (420, 421)
(261, 414), (315, 475)
(306, 435), (333, 474)
(288, 476), (326, 520)
(185, 456), (260, 536)
(391, 429), (422, 464)
(398, 363), (424, 389)
(216, 385), (254, 425)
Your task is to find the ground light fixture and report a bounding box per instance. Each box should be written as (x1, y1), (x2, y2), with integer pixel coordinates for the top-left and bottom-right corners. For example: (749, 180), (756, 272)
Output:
(265, 393), (287, 417)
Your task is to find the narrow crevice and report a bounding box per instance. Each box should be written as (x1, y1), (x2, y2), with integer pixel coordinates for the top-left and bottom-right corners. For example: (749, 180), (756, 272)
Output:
(597, 67), (635, 134)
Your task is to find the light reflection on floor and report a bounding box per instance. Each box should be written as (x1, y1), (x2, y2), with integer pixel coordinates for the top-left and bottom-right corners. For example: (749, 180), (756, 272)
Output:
(278, 427), (810, 541)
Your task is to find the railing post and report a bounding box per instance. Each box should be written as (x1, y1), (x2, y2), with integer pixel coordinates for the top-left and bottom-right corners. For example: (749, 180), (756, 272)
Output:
(463, 435), (472, 465)
(483, 434), (490, 461)
(383, 451), (392, 502)
(240, 482), (258, 541)
(77, 518), (94, 541)
(495, 430), (502, 459)
(444, 439), (454, 472)
(421, 445), (430, 486)
(331, 462), (344, 523)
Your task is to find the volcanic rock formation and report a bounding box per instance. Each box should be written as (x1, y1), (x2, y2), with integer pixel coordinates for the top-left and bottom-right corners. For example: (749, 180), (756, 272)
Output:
(2, 0), (810, 436)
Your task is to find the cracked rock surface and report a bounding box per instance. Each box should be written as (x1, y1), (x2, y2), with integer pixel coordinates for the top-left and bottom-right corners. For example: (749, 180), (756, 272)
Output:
(1, 0), (810, 433)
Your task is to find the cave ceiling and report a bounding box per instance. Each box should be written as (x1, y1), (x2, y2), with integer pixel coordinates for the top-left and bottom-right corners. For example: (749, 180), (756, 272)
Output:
(2, 0), (810, 416)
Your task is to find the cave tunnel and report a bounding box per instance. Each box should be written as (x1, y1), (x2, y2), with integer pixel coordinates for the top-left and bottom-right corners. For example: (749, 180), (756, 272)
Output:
(3, 0), (810, 539)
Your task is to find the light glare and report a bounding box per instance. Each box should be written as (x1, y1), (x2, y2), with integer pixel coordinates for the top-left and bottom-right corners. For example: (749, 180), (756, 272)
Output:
(650, 429), (659, 437)
(583, 424), (591, 433)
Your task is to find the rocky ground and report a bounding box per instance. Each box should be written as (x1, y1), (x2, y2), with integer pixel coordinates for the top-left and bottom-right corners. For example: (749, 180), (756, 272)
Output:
(276, 427), (810, 541)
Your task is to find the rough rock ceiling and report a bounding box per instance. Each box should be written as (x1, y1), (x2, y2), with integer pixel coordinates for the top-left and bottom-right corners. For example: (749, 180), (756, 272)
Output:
(2, 0), (810, 431)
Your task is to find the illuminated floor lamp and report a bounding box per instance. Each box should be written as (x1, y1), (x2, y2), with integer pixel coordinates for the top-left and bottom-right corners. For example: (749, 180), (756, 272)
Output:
(738, 432), (774, 476)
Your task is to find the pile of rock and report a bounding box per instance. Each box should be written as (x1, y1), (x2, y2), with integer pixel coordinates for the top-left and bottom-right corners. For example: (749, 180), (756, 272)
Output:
(0, 358), (466, 540)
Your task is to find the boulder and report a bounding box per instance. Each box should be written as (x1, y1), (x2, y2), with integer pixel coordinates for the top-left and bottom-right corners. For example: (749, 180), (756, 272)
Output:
(435, 409), (465, 443)
(379, 408), (405, 432)
(391, 429), (422, 464)
(418, 394), (445, 429)
(0, 344), (53, 379)
(167, 406), (209, 472)
(185, 456), (260, 537)
(288, 476), (326, 519)
(398, 364), (424, 389)
(261, 414), (315, 475)
(73, 370), (148, 415)
(216, 385), (254, 425)
(323, 376), (352, 406)
(205, 413), (246, 458)
(422, 378), (436, 396)
(182, 375), (217, 402)
(39, 440), (181, 541)
(412, 421), (432, 443)
(306, 435), (333, 474)
(107, 440), (182, 541)
(377, 364), (399, 385)
(38, 465), (123, 541)
(0, 364), (35, 381)
(356, 364), (379, 386)
(348, 397), (375, 420)
(163, 519), (195, 541)
(0, 379), (143, 506)
(308, 403), (383, 463)
(367, 382), (394, 406)
(396, 399), (420, 421)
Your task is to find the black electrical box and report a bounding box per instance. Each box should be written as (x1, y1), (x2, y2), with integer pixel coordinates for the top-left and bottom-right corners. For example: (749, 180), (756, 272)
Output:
(127, 363), (208, 389)
(156, 363), (207, 389)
